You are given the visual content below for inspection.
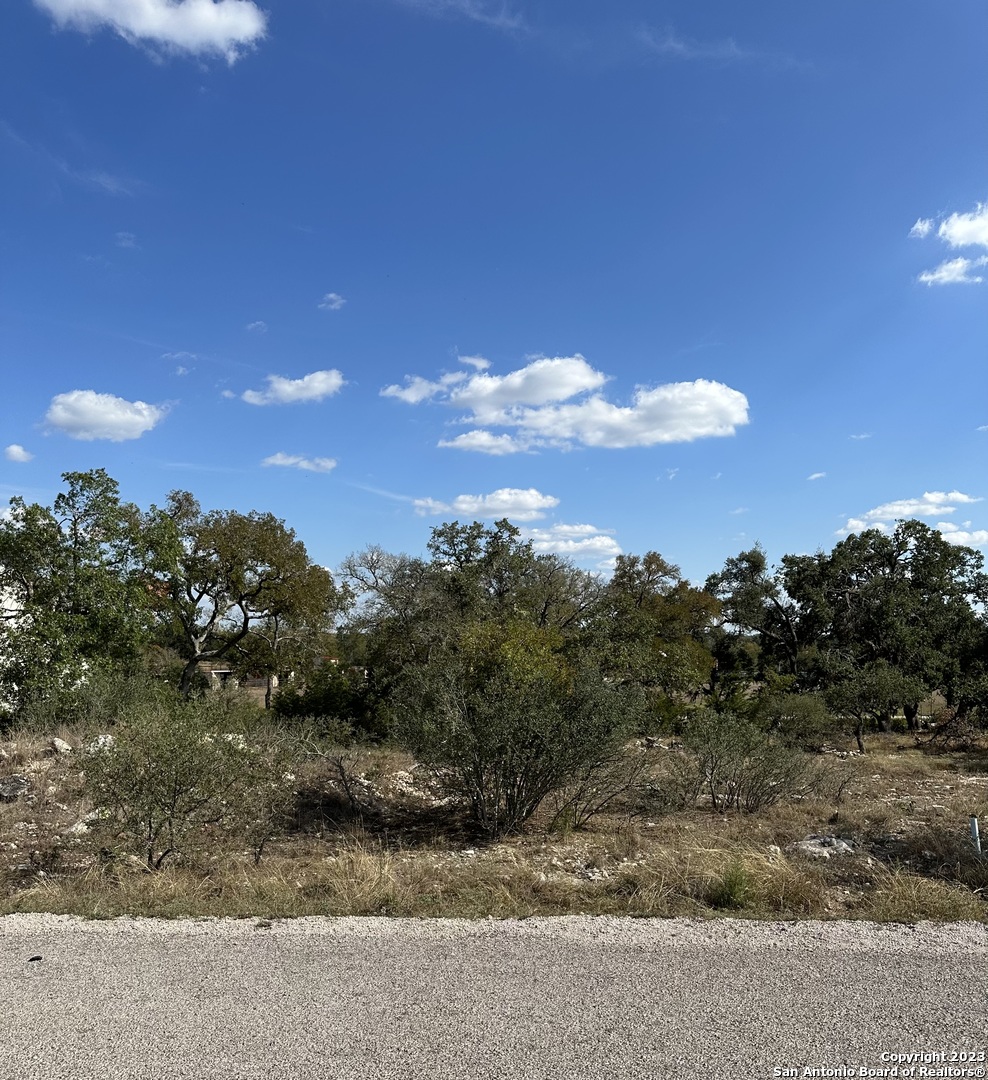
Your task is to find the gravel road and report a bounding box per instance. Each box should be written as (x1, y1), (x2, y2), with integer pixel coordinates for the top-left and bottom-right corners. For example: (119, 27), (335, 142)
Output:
(1, 915), (985, 1079)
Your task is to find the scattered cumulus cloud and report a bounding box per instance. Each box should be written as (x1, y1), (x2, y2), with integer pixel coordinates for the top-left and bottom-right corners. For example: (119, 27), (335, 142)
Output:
(917, 257), (988, 286)
(939, 203), (988, 249)
(849, 433), (871, 440)
(912, 202), (988, 285)
(318, 292), (346, 311)
(936, 522), (988, 547)
(385, 354), (749, 453)
(413, 487), (559, 522)
(381, 371), (468, 405)
(807, 472), (826, 481)
(838, 490), (985, 545)
(4, 445), (33, 463)
(242, 369), (345, 406)
(457, 354), (491, 371)
(115, 231), (137, 248)
(525, 523), (622, 562)
(261, 452), (337, 473)
(45, 389), (168, 441)
(34, 0), (267, 63)
(246, 320), (268, 333)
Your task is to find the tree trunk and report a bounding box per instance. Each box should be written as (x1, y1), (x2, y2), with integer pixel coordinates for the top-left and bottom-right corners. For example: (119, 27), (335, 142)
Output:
(179, 658), (200, 698)
(265, 672), (279, 710)
(855, 721), (866, 754)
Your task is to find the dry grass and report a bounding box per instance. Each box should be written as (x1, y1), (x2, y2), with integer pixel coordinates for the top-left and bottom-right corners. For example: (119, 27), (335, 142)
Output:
(1, 729), (987, 923)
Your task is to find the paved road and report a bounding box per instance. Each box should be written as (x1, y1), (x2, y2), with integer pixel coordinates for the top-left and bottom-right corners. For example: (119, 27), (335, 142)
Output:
(1, 915), (986, 1079)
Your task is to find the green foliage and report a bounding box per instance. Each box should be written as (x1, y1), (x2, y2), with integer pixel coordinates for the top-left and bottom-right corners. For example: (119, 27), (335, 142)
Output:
(0, 470), (152, 718)
(272, 662), (383, 739)
(754, 691), (838, 749)
(392, 619), (638, 837)
(144, 492), (346, 697)
(705, 860), (755, 910)
(597, 552), (719, 714)
(83, 683), (296, 869)
(673, 709), (822, 813)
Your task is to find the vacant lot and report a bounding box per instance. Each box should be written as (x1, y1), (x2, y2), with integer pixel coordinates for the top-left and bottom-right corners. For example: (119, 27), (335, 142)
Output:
(2, 720), (986, 922)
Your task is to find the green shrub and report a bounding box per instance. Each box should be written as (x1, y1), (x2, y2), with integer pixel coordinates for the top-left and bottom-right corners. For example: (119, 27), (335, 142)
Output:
(84, 690), (296, 869)
(392, 621), (637, 837)
(755, 692), (839, 749)
(674, 708), (823, 813)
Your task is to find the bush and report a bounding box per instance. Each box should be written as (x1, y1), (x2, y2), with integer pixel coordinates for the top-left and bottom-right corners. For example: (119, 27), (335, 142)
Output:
(84, 688), (296, 869)
(273, 663), (384, 739)
(755, 692), (839, 749)
(672, 708), (823, 813)
(392, 621), (638, 837)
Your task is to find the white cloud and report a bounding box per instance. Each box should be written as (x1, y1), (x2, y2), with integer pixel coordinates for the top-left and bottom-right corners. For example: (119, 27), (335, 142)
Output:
(935, 521), (988, 547)
(388, 355), (749, 453)
(413, 487), (559, 522)
(458, 354), (490, 371)
(261, 452), (337, 473)
(162, 350), (197, 361)
(807, 472), (826, 481)
(35, 0), (267, 62)
(318, 292), (346, 311)
(449, 355), (608, 421)
(838, 490), (984, 538)
(115, 230), (137, 248)
(4, 444), (33, 463)
(242, 369), (345, 406)
(938, 203), (988, 249)
(45, 389), (167, 441)
(912, 202), (988, 285)
(908, 218), (933, 239)
(849, 433), (871, 440)
(918, 256), (988, 286)
(246, 320), (268, 333)
(729, 507), (748, 515)
(381, 371), (467, 404)
(437, 431), (527, 454)
(526, 523), (622, 560)
(978, 425), (988, 432)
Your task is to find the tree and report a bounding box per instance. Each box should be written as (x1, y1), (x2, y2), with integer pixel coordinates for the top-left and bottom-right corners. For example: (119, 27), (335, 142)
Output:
(0, 470), (151, 717)
(781, 520), (987, 723)
(340, 520), (602, 715)
(146, 492), (344, 698)
(705, 545), (802, 680)
(598, 552), (718, 718)
(824, 660), (926, 753)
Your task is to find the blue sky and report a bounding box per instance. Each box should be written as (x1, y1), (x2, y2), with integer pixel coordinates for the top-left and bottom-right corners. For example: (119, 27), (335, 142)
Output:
(2, 0), (986, 582)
